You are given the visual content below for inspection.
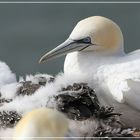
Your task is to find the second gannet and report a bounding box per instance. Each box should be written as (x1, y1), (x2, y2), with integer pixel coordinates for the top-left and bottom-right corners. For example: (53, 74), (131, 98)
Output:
(39, 16), (140, 127)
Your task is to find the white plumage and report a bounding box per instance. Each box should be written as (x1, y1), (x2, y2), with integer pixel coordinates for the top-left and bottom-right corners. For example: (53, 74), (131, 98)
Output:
(39, 16), (140, 127)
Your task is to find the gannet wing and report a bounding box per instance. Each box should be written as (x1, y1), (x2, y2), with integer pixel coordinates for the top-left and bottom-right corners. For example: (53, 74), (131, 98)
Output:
(123, 79), (140, 111)
(101, 50), (140, 109)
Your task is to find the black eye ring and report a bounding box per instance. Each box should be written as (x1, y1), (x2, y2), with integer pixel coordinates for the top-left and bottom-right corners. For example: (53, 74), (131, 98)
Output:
(82, 37), (91, 44)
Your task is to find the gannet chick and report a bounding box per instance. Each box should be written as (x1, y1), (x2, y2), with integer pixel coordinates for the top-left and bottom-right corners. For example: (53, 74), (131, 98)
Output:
(39, 16), (140, 127)
(13, 108), (68, 140)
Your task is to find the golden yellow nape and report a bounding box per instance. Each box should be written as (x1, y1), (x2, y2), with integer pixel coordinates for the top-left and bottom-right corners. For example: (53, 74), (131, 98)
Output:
(70, 16), (124, 52)
(13, 108), (68, 140)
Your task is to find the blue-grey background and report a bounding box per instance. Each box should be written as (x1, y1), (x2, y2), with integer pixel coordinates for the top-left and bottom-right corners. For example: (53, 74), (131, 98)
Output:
(0, 3), (140, 77)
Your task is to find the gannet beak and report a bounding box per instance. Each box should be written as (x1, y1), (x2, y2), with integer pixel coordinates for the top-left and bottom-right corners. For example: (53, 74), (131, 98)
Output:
(39, 38), (90, 63)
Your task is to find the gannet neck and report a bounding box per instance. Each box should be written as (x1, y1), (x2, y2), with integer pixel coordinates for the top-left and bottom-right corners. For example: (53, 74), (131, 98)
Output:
(64, 50), (123, 77)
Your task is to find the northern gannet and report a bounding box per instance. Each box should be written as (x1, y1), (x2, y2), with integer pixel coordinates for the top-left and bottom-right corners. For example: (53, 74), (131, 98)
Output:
(39, 16), (140, 127)
(13, 108), (68, 140)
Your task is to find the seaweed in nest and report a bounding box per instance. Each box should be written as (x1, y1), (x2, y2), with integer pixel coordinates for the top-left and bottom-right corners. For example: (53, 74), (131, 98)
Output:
(94, 106), (121, 119)
(55, 83), (121, 122)
(18, 81), (41, 96)
(56, 83), (123, 119)
(17, 76), (55, 96)
(55, 83), (100, 120)
(0, 92), (13, 106)
(0, 98), (12, 105)
(0, 111), (21, 128)
(55, 83), (139, 137)
(0, 82), (139, 138)
(94, 127), (137, 137)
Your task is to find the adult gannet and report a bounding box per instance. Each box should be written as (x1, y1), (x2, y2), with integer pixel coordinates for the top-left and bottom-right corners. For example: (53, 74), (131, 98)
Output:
(39, 16), (140, 127)
(13, 108), (68, 140)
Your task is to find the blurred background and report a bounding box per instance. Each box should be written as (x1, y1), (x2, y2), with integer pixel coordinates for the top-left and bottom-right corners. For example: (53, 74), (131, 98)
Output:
(0, 3), (139, 77)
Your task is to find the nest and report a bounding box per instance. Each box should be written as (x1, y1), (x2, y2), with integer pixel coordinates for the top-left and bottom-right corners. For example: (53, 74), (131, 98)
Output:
(0, 81), (139, 138)
(55, 83), (140, 137)
(56, 83), (100, 120)
(17, 81), (41, 96)
(0, 75), (55, 128)
(55, 83), (120, 121)
(17, 76), (55, 96)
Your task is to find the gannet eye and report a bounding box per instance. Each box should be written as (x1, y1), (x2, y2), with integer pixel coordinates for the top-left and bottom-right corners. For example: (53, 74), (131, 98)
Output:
(82, 37), (91, 44)
(76, 37), (91, 44)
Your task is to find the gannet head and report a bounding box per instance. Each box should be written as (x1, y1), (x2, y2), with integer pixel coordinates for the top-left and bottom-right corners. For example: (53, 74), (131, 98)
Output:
(13, 108), (68, 140)
(39, 16), (124, 63)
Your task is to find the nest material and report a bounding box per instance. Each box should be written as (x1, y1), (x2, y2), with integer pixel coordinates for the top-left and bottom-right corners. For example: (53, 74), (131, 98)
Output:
(94, 127), (136, 137)
(17, 76), (55, 96)
(0, 82), (139, 138)
(0, 75), (55, 128)
(56, 83), (121, 121)
(0, 99), (12, 105)
(56, 83), (100, 120)
(55, 83), (139, 137)
(17, 81), (41, 96)
(0, 111), (21, 128)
